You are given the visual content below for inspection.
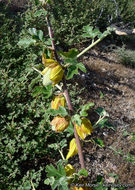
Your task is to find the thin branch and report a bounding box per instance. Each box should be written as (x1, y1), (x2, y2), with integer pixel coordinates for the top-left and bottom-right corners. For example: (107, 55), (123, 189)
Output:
(31, 180), (36, 190)
(110, 23), (135, 36)
(32, 67), (43, 75)
(59, 150), (65, 160)
(77, 38), (102, 58)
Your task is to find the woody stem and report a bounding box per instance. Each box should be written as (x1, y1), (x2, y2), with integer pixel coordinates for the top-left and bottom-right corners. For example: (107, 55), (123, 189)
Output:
(46, 13), (85, 169)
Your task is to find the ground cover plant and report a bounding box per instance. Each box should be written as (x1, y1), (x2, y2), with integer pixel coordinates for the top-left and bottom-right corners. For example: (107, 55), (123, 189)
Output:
(115, 45), (135, 68)
(0, 0), (135, 190)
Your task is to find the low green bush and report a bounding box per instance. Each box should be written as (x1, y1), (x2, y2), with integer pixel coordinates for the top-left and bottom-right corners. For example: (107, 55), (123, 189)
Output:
(115, 46), (135, 68)
(0, 3), (64, 189)
(49, 0), (135, 46)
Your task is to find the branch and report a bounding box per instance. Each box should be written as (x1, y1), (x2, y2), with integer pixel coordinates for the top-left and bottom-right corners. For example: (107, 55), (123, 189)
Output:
(45, 11), (85, 169)
(110, 23), (135, 36)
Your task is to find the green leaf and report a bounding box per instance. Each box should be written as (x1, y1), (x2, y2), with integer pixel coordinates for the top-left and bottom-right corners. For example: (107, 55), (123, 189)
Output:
(43, 84), (53, 98)
(38, 30), (44, 41)
(59, 48), (79, 59)
(80, 102), (95, 117)
(45, 161), (66, 179)
(76, 63), (86, 73)
(47, 106), (68, 117)
(93, 28), (102, 36)
(51, 177), (68, 190)
(35, 9), (47, 17)
(29, 28), (44, 41)
(18, 38), (36, 48)
(105, 122), (116, 131)
(46, 165), (61, 179)
(66, 65), (79, 79)
(99, 91), (104, 99)
(29, 28), (37, 36)
(95, 107), (109, 117)
(72, 114), (81, 126)
(82, 33), (91, 38)
(45, 38), (52, 46)
(59, 139), (67, 149)
(97, 118), (108, 128)
(83, 25), (93, 33)
(32, 85), (52, 98)
(34, 0), (40, 5)
(44, 178), (52, 185)
(98, 29), (111, 39)
(82, 25), (101, 39)
(58, 177), (69, 190)
(65, 121), (74, 136)
(93, 138), (104, 147)
(64, 58), (78, 65)
(32, 86), (43, 97)
(78, 169), (88, 177)
(48, 143), (59, 150)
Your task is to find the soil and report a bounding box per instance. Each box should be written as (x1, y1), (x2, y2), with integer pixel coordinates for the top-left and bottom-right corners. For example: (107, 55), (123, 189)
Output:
(70, 44), (135, 189)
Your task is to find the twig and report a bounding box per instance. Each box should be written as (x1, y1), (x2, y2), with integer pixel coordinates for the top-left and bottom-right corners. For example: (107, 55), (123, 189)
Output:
(31, 180), (36, 190)
(32, 67), (43, 75)
(59, 150), (65, 160)
(77, 37), (103, 58)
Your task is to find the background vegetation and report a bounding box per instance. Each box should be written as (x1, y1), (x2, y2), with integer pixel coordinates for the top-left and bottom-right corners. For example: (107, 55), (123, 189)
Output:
(0, 0), (135, 189)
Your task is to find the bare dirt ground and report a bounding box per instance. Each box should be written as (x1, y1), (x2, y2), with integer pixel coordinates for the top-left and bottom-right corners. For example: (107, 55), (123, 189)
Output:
(71, 45), (135, 189)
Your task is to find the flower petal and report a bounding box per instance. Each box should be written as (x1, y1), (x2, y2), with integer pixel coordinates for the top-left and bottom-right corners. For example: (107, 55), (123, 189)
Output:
(75, 124), (87, 140)
(65, 164), (76, 176)
(42, 52), (57, 67)
(51, 95), (66, 110)
(42, 67), (52, 86)
(50, 64), (64, 85)
(66, 138), (78, 160)
(81, 118), (93, 135)
(75, 118), (93, 140)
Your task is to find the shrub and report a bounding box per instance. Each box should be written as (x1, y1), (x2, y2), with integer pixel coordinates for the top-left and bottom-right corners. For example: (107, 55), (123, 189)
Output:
(115, 46), (135, 68)
(49, 0), (135, 46)
(0, 2), (64, 189)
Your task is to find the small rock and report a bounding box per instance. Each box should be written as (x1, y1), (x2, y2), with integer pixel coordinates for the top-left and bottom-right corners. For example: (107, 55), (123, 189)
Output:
(86, 157), (90, 162)
(106, 177), (115, 183)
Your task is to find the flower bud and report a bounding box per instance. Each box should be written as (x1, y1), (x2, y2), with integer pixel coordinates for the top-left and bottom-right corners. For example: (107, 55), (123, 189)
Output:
(42, 63), (64, 86)
(75, 118), (93, 140)
(65, 164), (76, 177)
(50, 116), (69, 132)
(42, 52), (64, 86)
(51, 95), (66, 110)
(50, 64), (64, 85)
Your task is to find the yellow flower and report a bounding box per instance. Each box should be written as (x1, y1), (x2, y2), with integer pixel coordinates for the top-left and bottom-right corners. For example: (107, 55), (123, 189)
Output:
(42, 63), (64, 86)
(75, 118), (93, 140)
(42, 52), (57, 67)
(65, 164), (76, 177)
(66, 138), (78, 160)
(50, 116), (69, 132)
(42, 52), (64, 86)
(51, 95), (66, 110)
(50, 64), (64, 85)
